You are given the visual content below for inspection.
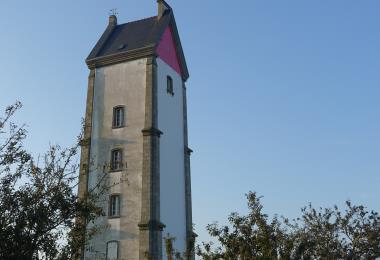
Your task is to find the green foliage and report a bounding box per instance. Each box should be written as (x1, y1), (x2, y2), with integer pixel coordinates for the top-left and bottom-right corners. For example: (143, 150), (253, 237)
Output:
(164, 233), (196, 260)
(197, 191), (380, 259)
(165, 234), (177, 260)
(0, 102), (104, 259)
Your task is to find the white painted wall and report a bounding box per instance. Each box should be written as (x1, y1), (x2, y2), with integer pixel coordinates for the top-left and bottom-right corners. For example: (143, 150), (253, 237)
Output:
(86, 58), (147, 260)
(157, 58), (187, 256)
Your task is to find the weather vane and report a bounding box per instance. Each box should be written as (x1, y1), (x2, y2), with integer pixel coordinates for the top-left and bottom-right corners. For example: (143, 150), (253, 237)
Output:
(109, 8), (118, 16)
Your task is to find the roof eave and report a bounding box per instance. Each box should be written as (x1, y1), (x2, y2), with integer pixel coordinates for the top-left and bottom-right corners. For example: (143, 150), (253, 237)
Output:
(169, 15), (190, 81)
(86, 45), (156, 69)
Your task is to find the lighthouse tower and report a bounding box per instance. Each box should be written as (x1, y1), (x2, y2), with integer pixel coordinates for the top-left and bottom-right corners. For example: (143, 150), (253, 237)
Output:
(77, 1), (193, 259)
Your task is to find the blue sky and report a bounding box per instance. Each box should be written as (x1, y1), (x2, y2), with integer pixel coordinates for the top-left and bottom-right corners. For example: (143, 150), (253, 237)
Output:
(0, 0), (379, 243)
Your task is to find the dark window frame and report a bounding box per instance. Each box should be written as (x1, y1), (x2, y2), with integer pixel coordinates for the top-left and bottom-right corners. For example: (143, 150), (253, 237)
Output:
(110, 149), (123, 172)
(106, 240), (119, 260)
(112, 106), (125, 129)
(167, 76), (174, 96)
(109, 194), (121, 218)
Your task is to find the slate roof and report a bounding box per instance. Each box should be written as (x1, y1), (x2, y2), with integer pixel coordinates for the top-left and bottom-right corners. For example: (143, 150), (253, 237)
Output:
(86, 9), (189, 80)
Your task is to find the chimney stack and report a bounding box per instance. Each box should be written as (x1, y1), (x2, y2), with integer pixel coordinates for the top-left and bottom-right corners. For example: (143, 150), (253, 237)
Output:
(157, 0), (170, 20)
(109, 15), (117, 27)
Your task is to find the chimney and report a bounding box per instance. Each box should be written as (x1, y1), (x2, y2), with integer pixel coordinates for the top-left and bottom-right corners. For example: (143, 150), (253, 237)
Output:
(109, 15), (117, 27)
(157, 0), (170, 20)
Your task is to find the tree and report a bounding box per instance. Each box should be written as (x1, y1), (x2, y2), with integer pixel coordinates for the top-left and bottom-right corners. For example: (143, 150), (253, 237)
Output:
(0, 102), (104, 260)
(197, 191), (380, 260)
(286, 202), (380, 259)
(164, 233), (196, 260)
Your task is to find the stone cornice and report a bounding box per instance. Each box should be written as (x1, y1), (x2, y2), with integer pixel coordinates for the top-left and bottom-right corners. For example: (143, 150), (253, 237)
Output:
(138, 220), (166, 231)
(86, 45), (156, 69)
(79, 138), (91, 147)
(142, 127), (163, 137)
(185, 146), (193, 155)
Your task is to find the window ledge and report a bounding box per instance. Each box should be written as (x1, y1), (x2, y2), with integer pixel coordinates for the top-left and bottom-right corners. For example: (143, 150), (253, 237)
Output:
(109, 169), (124, 173)
(108, 216), (121, 219)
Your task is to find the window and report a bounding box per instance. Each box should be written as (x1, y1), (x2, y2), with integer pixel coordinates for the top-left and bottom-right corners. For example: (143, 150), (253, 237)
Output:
(109, 195), (120, 217)
(113, 106), (125, 128)
(106, 241), (119, 260)
(167, 76), (174, 96)
(111, 149), (123, 171)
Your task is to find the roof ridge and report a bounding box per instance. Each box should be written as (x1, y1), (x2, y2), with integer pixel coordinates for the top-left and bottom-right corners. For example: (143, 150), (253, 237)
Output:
(118, 15), (157, 27)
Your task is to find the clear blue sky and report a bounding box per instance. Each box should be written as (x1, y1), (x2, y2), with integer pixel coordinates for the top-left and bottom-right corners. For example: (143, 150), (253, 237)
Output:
(1, 0), (379, 243)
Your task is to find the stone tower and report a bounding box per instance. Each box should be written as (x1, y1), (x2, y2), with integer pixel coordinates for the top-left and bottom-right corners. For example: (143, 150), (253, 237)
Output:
(77, 1), (193, 259)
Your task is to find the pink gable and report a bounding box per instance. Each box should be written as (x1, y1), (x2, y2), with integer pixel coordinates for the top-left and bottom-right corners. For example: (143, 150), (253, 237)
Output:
(156, 27), (182, 76)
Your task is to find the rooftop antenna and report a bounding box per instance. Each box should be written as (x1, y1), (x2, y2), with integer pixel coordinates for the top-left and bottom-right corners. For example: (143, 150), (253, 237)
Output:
(109, 8), (119, 16)
(108, 9), (118, 26)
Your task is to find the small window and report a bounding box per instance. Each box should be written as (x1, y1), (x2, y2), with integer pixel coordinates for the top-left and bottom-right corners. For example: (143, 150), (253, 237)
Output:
(109, 195), (120, 217)
(113, 106), (125, 128)
(167, 76), (174, 96)
(111, 149), (123, 171)
(106, 241), (119, 260)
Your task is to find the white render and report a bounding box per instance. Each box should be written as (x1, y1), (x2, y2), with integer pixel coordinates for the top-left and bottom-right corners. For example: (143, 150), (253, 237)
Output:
(157, 58), (187, 256)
